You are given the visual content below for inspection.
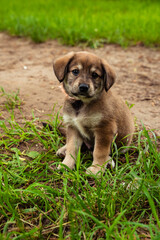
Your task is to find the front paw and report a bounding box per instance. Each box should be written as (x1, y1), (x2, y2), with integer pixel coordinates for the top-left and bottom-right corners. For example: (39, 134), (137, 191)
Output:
(86, 165), (105, 175)
(106, 159), (115, 168)
(58, 157), (75, 170)
(56, 145), (66, 158)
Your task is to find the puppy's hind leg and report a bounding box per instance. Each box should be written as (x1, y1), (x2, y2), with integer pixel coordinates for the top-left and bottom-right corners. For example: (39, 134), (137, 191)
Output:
(117, 133), (134, 155)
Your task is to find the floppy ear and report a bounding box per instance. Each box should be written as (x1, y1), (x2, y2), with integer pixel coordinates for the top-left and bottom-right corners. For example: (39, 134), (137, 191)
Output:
(101, 59), (116, 91)
(53, 52), (74, 82)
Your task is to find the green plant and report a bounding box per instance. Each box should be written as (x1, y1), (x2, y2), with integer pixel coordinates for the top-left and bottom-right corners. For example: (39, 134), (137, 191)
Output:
(0, 87), (21, 109)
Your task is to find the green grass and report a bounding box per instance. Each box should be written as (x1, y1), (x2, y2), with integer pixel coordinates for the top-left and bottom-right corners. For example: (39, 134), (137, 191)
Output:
(0, 87), (21, 110)
(0, 0), (160, 47)
(0, 89), (160, 239)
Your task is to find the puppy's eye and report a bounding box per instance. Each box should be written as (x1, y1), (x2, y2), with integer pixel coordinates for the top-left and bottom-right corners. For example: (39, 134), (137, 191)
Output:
(72, 69), (79, 76)
(92, 72), (99, 79)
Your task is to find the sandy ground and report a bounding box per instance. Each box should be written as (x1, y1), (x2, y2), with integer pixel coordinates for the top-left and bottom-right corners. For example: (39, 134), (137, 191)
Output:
(0, 33), (160, 135)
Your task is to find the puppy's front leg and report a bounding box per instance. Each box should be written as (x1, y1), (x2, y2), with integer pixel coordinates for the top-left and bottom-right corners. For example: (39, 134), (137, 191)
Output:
(87, 125), (116, 175)
(56, 145), (66, 158)
(58, 126), (83, 170)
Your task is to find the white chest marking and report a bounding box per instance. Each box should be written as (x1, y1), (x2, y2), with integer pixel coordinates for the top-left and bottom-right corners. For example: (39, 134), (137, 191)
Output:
(63, 113), (102, 139)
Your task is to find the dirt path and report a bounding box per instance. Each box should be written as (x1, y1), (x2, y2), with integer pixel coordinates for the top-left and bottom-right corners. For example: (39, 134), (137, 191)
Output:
(0, 33), (160, 135)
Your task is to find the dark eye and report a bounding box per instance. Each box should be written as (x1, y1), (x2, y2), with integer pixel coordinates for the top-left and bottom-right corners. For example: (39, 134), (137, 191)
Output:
(72, 69), (79, 76)
(92, 72), (99, 79)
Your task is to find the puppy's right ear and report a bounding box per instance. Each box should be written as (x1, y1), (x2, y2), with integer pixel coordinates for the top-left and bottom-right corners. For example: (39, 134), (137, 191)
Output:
(53, 52), (74, 82)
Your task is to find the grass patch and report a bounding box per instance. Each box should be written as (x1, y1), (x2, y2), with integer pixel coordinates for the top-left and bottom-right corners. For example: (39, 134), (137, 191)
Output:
(0, 87), (21, 110)
(0, 89), (160, 239)
(0, 0), (160, 47)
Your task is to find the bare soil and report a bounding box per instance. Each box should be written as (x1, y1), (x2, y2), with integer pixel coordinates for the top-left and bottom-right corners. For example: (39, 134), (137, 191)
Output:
(0, 33), (160, 135)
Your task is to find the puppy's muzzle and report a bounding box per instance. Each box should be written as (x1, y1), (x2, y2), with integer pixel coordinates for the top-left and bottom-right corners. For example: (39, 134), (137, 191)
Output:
(79, 83), (89, 95)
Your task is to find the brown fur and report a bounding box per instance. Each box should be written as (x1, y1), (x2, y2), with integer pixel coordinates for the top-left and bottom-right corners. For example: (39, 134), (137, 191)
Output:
(53, 51), (134, 175)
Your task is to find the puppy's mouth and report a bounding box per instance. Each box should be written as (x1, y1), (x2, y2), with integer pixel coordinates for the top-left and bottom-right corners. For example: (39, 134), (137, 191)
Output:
(71, 91), (93, 99)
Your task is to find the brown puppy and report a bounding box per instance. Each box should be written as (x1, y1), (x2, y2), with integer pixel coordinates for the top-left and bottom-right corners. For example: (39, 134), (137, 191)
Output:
(53, 51), (134, 175)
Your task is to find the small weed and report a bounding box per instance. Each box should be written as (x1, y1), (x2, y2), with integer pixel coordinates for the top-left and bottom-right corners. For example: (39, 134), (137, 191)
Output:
(0, 87), (22, 109)
(125, 100), (135, 110)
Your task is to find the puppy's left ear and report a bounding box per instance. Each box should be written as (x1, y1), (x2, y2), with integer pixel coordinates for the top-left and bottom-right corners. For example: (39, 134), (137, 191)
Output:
(53, 52), (74, 82)
(101, 59), (116, 91)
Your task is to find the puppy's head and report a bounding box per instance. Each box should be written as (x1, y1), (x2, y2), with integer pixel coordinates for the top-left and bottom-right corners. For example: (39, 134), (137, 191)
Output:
(53, 51), (116, 101)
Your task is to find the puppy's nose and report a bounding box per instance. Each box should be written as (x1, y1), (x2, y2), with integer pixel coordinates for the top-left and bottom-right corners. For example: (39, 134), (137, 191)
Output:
(79, 83), (89, 93)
